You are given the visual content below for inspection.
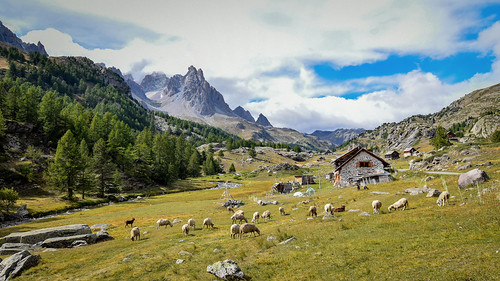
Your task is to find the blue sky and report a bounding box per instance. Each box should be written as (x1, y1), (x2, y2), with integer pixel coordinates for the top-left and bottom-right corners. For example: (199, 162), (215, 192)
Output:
(2, 0), (500, 133)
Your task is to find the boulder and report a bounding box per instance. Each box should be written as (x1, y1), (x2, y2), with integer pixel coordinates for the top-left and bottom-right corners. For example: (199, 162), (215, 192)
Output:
(40, 234), (96, 248)
(404, 187), (430, 196)
(207, 259), (245, 280)
(0, 250), (40, 281)
(458, 169), (489, 188)
(95, 230), (114, 243)
(15, 205), (29, 218)
(3, 224), (92, 244)
(458, 164), (472, 170)
(0, 243), (33, 255)
(426, 189), (442, 198)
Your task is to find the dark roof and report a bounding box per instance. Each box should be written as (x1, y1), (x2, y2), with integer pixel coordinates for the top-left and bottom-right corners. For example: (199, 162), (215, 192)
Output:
(385, 151), (399, 155)
(335, 147), (390, 172)
(334, 146), (362, 167)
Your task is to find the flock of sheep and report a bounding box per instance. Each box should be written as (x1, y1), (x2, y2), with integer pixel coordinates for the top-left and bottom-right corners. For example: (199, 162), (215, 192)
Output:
(126, 190), (451, 241)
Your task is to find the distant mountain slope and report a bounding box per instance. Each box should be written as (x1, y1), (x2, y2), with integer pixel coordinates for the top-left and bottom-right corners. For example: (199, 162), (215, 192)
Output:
(0, 20), (47, 55)
(125, 66), (331, 150)
(350, 83), (500, 150)
(310, 128), (365, 147)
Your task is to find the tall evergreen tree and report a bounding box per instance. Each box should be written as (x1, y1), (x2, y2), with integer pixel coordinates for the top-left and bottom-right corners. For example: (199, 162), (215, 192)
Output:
(76, 139), (93, 199)
(0, 109), (5, 137)
(187, 150), (201, 177)
(92, 138), (115, 197)
(48, 130), (80, 199)
(39, 91), (63, 141)
(430, 126), (451, 149)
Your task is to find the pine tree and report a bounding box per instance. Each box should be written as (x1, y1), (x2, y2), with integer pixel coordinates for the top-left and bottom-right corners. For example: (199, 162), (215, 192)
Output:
(39, 91), (63, 141)
(92, 138), (115, 197)
(249, 146), (256, 158)
(48, 130), (80, 199)
(76, 139), (93, 199)
(229, 163), (236, 173)
(0, 109), (5, 137)
(430, 126), (451, 149)
(187, 150), (201, 177)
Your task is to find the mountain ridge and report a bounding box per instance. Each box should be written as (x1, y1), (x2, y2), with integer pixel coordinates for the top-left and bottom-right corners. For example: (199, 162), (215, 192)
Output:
(0, 20), (48, 55)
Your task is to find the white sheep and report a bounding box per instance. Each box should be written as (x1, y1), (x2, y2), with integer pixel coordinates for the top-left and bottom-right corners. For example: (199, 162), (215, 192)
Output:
(231, 213), (248, 224)
(203, 218), (214, 229)
(324, 203), (334, 216)
(235, 210), (244, 216)
(436, 191), (450, 207)
(130, 227), (140, 241)
(257, 200), (263, 206)
(308, 206), (317, 217)
(187, 218), (196, 230)
(279, 207), (285, 216)
(388, 198), (409, 212)
(372, 200), (382, 214)
(230, 224), (240, 239)
(261, 210), (271, 221)
(156, 219), (173, 230)
(252, 212), (260, 224)
(182, 223), (190, 235)
(239, 223), (260, 239)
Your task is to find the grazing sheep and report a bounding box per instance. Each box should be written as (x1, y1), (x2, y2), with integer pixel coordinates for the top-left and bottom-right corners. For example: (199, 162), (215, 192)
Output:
(334, 205), (346, 212)
(235, 210), (244, 216)
(261, 210), (271, 221)
(308, 206), (317, 217)
(372, 200), (382, 214)
(125, 218), (135, 227)
(156, 219), (173, 230)
(182, 224), (190, 235)
(203, 218), (214, 229)
(227, 206), (235, 213)
(324, 203), (334, 216)
(252, 212), (260, 224)
(239, 223), (261, 239)
(230, 224), (240, 239)
(130, 227), (140, 241)
(231, 213), (248, 224)
(187, 218), (196, 230)
(388, 198), (409, 212)
(257, 200), (263, 206)
(436, 191), (450, 207)
(279, 207), (286, 216)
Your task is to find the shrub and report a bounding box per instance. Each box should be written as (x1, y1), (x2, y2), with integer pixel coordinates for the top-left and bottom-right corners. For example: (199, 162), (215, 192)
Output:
(0, 187), (19, 212)
(491, 130), (500, 143)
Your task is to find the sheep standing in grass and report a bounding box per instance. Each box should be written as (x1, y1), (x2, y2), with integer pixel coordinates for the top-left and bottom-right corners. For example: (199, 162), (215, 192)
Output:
(324, 203), (334, 216)
(261, 210), (271, 221)
(279, 207), (285, 216)
(235, 210), (244, 216)
(388, 198), (409, 212)
(130, 227), (140, 241)
(231, 213), (248, 224)
(257, 200), (263, 206)
(239, 223), (260, 239)
(308, 206), (317, 217)
(436, 191), (450, 207)
(372, 200), (382, 214)
(230, 224), (240, 239)
(227, 206), (235, 213)
(125, 218), (135, 227)
(252, 212), (260, 224)
(187, 218), (196, 230)
(156, 219), (173, 230)
(182, 224), (190, 235)
(203, 218), (214, 229)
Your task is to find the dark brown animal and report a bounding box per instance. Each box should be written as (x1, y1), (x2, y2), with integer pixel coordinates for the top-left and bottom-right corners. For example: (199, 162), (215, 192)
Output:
(125, 218), (135, 227)
(308, 206), (317, 217)
(334, 205), (345, 212)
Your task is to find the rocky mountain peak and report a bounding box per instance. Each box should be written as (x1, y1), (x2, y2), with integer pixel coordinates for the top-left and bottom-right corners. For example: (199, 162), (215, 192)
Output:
(256, 113), (273, 127)
(233, 106), (255, 122)
(0, 20), (48, 56)
(140, 72), (169, 92)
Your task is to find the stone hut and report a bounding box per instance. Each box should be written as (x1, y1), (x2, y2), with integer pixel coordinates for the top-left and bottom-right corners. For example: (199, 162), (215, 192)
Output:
(403, 147), (418, 157)
(333, 147), (391, 187)
(294, 175), (315, 185)
(384, 150), (400, 160)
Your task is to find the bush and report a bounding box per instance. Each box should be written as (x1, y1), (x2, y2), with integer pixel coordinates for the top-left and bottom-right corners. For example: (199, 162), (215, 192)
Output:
(491, 130), (500, 143)
(0, 187), (19, 212)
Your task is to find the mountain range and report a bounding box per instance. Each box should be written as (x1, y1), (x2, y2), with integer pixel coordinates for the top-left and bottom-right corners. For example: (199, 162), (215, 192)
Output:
(0, 21), (47, 56)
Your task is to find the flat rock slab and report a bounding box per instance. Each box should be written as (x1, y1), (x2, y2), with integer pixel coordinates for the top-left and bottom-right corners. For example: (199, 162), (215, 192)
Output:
(3, 224), (92, 245)
(41, 234), (97, 248)
(0, 243), (33, 255)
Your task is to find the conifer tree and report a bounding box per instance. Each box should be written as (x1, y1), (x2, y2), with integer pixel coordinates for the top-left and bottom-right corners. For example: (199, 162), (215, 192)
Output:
(0, 109), (5, 137)
(76, 139), (93, 199)
(48, 130), (80, 199)
(229, 163), (236, 173)
(92, 138), (115, 197)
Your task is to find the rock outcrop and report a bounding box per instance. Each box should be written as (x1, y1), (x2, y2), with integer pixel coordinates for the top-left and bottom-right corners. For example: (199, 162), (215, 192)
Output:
(0, 250), (41, 281)
(0, 21), (48, 55)
(256, 113), (272, 127)
(3, 224), (92, 244)
(233, 106), (255, 123)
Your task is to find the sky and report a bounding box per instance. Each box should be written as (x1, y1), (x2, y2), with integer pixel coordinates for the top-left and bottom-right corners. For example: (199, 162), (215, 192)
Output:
(2, 0), (500, 133)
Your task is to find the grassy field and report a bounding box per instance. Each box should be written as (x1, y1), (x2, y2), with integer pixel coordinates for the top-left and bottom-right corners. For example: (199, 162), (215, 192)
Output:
(1, 143), (499, 280)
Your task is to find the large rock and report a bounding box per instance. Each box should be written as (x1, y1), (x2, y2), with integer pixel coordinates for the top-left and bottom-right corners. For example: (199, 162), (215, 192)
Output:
(0, 250), (40, 281)
(95, 230), (114, 243)
(0, 243), (33, 255)
(404, 187), (430, 196)
(16, 205), (30, 218)
(207, 259), (245, 280)
(40, 234), (96, 248)
(426, 189), (442, 198)
(458, 169), (489, 188)
(2, 224), (92, 245)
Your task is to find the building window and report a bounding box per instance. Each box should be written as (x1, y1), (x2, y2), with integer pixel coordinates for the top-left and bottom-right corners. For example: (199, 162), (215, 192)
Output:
(357, 161), (373, 167)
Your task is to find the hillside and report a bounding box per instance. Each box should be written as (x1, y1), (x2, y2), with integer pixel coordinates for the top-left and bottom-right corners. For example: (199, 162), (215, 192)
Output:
(310, 128), (365, 147)
(349, 83), (500, 151)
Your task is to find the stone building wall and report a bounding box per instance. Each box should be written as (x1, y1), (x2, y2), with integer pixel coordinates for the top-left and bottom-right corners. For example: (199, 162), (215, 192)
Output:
(339, 151), (386, 185)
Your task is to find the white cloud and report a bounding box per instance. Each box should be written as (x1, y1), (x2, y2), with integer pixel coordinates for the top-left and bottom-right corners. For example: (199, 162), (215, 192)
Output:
(18, 1), (500, 133)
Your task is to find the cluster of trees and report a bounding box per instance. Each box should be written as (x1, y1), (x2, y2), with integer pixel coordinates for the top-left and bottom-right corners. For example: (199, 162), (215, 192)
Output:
(0, 47), (297, 199)
(430, 126), (452, 149)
